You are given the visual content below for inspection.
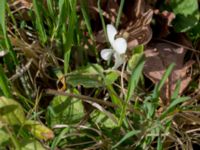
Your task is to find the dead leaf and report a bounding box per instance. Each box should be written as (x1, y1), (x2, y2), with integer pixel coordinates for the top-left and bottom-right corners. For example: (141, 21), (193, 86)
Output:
(120, 0), (153, 49)
(9, 0), (32, 21)
(143, 42), (194, 104)
(95, 0), (153, 50)
(153, 10), (175, 38)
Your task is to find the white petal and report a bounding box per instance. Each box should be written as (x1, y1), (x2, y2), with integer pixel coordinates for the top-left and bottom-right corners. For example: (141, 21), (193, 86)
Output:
(0, 50), (7, 57)
(107, 24), (117, 44)
(113, 38), (127, 54)
(100, 49), (113, 60)
(112, 53), (124, 69)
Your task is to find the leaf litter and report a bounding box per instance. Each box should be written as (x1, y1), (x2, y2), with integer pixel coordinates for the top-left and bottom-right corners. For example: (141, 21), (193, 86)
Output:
(2, 0), (200, 149)
(144, 41), (194, 104)
(88, 0), (197, 105)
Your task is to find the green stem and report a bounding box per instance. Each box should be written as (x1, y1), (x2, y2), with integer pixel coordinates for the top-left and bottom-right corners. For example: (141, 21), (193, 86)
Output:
(115, 0), (125, 28)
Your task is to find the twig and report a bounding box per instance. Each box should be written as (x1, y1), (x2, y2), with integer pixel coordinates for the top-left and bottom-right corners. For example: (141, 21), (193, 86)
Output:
(46, 89), (118, 108)
(45, 89), (142, 115)
(156, 38), (200, 54)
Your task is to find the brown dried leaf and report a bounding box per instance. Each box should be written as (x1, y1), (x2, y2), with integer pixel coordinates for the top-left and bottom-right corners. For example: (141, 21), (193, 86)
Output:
(120, 0), (153, 48)
(153, 10), (175, 38)
(8, 0), (32, 21)
(95, 0), (153, 50)
(143, 42), (193, 104)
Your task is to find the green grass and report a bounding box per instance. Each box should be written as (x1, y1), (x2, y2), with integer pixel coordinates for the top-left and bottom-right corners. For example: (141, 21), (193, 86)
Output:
(0, 0), (200, 149)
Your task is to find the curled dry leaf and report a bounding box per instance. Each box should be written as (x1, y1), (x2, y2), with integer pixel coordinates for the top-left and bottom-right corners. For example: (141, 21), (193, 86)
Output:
(143, 42), (194, 104)
(9, 0), (32, 10)
(95, 0), (153, 50)
(153, 10), (176, 38)
(78, 0), (126, 30)
(8, 0), (32, 21)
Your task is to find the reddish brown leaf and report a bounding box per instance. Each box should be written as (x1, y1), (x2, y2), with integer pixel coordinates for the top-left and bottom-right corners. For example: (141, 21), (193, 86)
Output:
(143, 42), (193, 104)
(95, 0), (153, 50)
(153, 10), (175, 38)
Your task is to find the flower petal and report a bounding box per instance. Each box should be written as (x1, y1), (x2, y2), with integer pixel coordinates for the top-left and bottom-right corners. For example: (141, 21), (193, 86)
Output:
(100, 49), (113, 60)
(113, 38), (127, 54)
(112, 53), (125, 69)
(107, 24), (117, 44)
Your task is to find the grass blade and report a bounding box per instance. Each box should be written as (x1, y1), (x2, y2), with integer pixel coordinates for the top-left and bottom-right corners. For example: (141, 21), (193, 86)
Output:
(0, 65), (12, 97)
(112, 130), (141, 149)
(98, 0), (107, 40)
(0, 0), (18, 67)
(171, 80), (181, 99)
(107, 85), (123, 108)
(80, 0), (94, 40)
(152, 63), (175, 102)
(161, 96), (189, 119)
(156, 136), (163, 150)
(33, 0), (47, 43)
(64, 0), (77, 73)
(47, 0), (55, 18)
(126, 57), (145, 102)
(51, 127), (69, 150)
(119, 57), (145, 125)
(157, 63), (175, 92)
(0, 0), (6, 33)
(58, 0), (67, 29)
(115, 0), (125, 28)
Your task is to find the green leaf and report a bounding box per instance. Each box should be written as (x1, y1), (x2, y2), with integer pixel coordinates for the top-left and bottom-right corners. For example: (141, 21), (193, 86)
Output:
(156, 136), (163, 150)
(80, 0), (94, 40)
(0, 0), (6, 34)
(0, 104), (18, 115)
(104, 70), (119, 85)
(173, 14), (199, 32)
(119, 57), (145, 125)
(78, 63), (104, 74)
(48, 94), (84, 125)
(115, 0), (125, 28)
(126, 58), (145, 101)
(0, 65), (12, 97)
(21, 139), (45, 150)
(0, 1), (18, 68)
(0, 129), (9, 145)
(0, 97), (25, 125)
(67, 74), (103, 88)
(63, 0), (77, 73)
(46, 0), (55, 18)
(51, 127), (69, 150)
(58, 0), (68, 29)
(144, 101), (156, 119)
(127, 45), (144, 73)
(106, 85), (123, 108)
(188, 22), (200, 39)
(91, 110), (118, 128)
(151, 63), (175, 103)
(170, 0), (199, 32)
(161, 96), (189, 119)
(33, 0), (47, 43)
(134, 45), (144, 53)
(97, 0), (107, 40)
(67, 64), (104, 88)
(170, 0), (198, 15)
(127, 54), (144, 73)
(157, 63), (175, 92)
(171, 80), (181, 99)
(112, 130), (141, 149)
(25, 120), (54, 141)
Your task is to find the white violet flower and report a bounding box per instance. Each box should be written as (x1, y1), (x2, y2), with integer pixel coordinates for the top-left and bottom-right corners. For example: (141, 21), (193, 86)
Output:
(100, 24), (127, 69)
